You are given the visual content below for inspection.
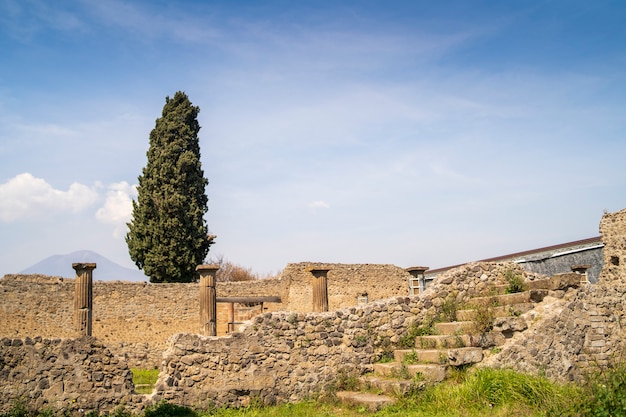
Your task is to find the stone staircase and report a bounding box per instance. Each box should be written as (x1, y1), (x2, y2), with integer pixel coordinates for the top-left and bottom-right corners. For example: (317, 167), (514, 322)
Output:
(336, 275), (578, 411)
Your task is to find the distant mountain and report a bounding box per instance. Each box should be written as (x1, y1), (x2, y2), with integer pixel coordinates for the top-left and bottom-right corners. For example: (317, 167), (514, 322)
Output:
(20, 250), (148, 282)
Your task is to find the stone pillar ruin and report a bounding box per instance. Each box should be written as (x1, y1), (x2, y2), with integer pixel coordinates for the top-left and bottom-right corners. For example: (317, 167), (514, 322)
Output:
(310, 269), (329, 312)
(406, 266), (429, 295)
(572, 264), (591, 285)
(73, 263), (96, 337)
(599, 208), (626, 283)
(197, 264), (220, 336)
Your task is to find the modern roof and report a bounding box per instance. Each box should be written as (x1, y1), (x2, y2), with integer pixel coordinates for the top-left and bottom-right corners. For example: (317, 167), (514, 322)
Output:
(425, 236), (603, 275)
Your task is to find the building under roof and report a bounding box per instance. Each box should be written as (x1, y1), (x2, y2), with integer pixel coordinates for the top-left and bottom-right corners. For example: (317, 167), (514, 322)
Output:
(425, 236), (604, 284)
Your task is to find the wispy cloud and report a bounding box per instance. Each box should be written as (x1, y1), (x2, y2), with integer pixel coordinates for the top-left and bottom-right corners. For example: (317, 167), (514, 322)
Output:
(0, 173), (98, 222)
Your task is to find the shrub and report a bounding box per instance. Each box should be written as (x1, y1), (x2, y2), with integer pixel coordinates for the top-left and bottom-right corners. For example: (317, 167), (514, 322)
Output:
(504, 269), (526, 294)
(144, 401), (196, 417)
(471, 303), (495, 334)
(207, 255), (260, 282)
(575, 362), (626, 416)
(439, 295), (458, 322)
(399, 316), (437, 349)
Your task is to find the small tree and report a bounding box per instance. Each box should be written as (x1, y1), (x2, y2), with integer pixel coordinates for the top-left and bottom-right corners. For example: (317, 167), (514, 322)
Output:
(126, 92), (213, 283)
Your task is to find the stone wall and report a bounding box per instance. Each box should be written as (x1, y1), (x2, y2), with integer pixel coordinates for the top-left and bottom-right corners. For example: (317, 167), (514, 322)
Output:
(481, 282), (626, 381)
(599, 207), (626, 283)
(0, 263), (413, 368)
(0, 275), (286, 368)
(0, 336), (140, 414)
(150, 262), (545, 407)
(280, 263), (412, 312)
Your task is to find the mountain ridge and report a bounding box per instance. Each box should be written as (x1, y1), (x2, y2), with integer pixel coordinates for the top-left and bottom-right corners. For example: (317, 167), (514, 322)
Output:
(20, 250), (147, 282)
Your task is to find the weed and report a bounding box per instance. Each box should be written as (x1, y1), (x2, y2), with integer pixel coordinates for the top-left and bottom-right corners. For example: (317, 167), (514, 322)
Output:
(286, 313), (298, 325)
(332, 369), (361, 391)
(391, 364), (412, 380)
(353, 334), (368, 346)
(509, 306), (522, 317)
(472, 304), (495, 334)
(399, 316), (437, 348)
(2, 400), (30, 417)
(576, 361), (626, 416)
(418, 337), (437, 349)
(402, 350), (420, 365)
(144, 401), (196, 417)
(504, 269), (526, 294)
(439, 295), (458, 322)
(453, 334), (466, 348)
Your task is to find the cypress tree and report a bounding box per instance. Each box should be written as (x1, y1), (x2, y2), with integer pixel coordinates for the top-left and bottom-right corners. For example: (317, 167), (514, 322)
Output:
(126, 92), (213, 283)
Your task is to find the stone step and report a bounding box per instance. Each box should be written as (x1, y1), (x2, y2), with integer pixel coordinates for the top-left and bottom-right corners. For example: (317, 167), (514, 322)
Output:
(359, 375), (414, 396)
(526, 273), (580, 291)
(394, 349), (445, 364)
(395, 347), (483, 366)
(434, 321), (475, 335)
(470, 289), (547, 307)
(415, 334), (473, 349)
(374, 362), (446, 382)
(456, 303), (535, 321)
(336, 391), (396, 412)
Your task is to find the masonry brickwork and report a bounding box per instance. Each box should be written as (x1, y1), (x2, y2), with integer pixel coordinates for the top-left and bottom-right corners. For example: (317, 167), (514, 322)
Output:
(599, 207), (626, 282)
(0, 264), (412, 368)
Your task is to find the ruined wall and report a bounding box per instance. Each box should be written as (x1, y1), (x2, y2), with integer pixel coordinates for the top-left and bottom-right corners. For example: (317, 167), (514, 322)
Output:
(599, 207), (626, 283)
(0, 258), (613, 412)
(481, 283), (626, 381)
(0, 263), (412, 368)
(280, 263), (412, 313)
(0, 336), (140, 414)
(0, 275), (286, 368)
(151, 262), (550, 407)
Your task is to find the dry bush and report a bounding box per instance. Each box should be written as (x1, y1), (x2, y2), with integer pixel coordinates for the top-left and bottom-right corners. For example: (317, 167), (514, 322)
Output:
(208, 255), (259, 282)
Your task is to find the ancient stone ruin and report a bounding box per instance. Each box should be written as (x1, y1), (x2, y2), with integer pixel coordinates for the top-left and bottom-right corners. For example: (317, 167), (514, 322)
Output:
(1, 207), (626, 413)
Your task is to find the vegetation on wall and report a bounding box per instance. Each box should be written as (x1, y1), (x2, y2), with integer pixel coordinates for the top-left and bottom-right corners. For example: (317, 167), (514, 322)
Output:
(126, 92), (214, 283)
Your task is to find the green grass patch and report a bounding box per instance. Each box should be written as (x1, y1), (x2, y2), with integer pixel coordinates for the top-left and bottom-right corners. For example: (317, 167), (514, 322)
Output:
(132, 368), (160, 394)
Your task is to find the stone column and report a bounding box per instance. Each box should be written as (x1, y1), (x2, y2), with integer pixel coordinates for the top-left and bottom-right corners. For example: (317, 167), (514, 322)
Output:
(406, 266), (429, 295)
(198, 264), (220, 336)
(73, 263), (96, 337)
(310, 269), (330, 312)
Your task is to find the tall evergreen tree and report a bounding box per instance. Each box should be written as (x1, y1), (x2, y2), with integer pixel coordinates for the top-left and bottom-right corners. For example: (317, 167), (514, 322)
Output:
(126, 92), (213, 283)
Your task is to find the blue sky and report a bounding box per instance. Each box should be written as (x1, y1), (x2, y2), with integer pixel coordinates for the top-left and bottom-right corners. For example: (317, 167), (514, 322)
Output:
(1, 0), (625, 277)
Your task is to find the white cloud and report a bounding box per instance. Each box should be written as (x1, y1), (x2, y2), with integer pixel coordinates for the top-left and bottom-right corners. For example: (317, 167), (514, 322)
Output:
(0, 172), (98, 222)
(95, 181), (137, 237)
(308, 200), (331, 213)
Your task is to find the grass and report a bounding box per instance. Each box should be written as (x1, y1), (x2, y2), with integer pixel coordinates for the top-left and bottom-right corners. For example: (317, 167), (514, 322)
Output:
(132, 368), (160, 394)
(6, 366), (626, 417)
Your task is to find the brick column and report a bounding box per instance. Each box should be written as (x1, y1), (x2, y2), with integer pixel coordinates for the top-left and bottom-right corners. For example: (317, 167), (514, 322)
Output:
(310, 269), (330, 312)
(73, 263), (96, 337)
(198, 264), (220, 336)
